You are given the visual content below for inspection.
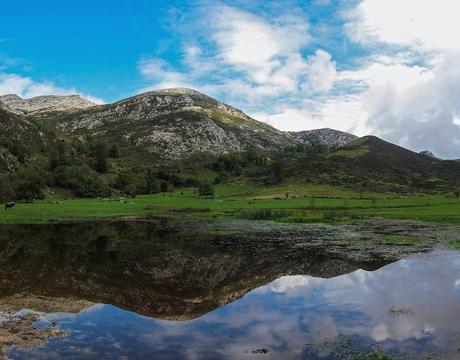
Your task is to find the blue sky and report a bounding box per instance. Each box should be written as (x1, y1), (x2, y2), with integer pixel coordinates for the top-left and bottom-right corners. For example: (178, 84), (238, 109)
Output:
(1, 0), (460, 157)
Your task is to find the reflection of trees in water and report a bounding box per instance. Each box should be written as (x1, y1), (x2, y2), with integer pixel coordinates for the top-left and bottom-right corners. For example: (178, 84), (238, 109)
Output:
(0, 220), (381, 320)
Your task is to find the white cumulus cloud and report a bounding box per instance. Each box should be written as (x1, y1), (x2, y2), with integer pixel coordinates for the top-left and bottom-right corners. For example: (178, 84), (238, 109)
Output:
(0, 72), (104, 104)
(342, 0), (460, 158)
(348, 0), (460, 51)
(140, 5), (337, 104)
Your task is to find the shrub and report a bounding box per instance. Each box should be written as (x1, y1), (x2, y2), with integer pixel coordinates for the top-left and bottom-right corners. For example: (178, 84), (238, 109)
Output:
(108, 144), (120, 158)
(124, 183), (137, 198)
(145, 169), (160, 193)
(54, 165), (110, 198)
(13, 167), (46, 202)
(198, 183), (215, 197)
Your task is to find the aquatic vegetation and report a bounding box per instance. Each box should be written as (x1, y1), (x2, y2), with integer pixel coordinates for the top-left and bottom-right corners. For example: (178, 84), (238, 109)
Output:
(447, 239), (460, 250)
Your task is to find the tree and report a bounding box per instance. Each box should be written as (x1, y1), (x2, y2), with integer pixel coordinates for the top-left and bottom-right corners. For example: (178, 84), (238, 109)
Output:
(49, 140), (71, 171)
(108, 144), (120, 158)
(266, 160), (283, 185)
(93, 141), (109, 173)
(199, 183), (215, 197)
(125, 183), (137, 198)
(13, 167), (46, 202)
(72, 137), (89, 154)
(113, 168), (142, 196)
(0, 175), (15, 202)
(145, 169), (160, 193)
(160, 181), (169, 193)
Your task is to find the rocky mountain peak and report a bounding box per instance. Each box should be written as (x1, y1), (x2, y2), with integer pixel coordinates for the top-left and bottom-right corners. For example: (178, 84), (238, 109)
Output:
(152, 87), (207, 96)
(0, 94), (96, 114)
(289, 128), (358, 147)
(113, 88), (253, 123)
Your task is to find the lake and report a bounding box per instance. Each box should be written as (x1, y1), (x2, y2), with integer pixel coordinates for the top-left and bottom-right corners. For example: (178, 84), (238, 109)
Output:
(1, 221), (459, 359)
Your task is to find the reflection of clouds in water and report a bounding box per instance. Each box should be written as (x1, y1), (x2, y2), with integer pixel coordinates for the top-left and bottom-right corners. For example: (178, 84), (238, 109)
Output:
(16, 251), (460, 360)
(307, 315), (339, 342)
(44, 303), (106, 324)
(133, 252), (460, 359)
(80, 304), (106, 314)
(266, 275), (314, 293)
(275, 252), (460, 346)
(455, 279), (460, 292)
(240, 252), (457, 356)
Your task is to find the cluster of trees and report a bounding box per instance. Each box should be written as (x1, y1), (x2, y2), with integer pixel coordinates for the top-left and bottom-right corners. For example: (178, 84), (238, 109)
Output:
(3, 142), (346, 202)
(206, 151), (290, 186)
(0, 133), (224, 202)
(49, 136), (119, 174)
(211, 151), (267, 172)
(0, 166), (187, 203)
(209, 151), (268, 183)
(0, 136), (184, 202)
(0, 167), (46, 202)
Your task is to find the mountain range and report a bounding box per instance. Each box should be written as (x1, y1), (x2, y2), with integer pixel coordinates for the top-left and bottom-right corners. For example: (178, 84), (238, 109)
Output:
(1, 88), (459, 194)
(0, 89), (356, 161)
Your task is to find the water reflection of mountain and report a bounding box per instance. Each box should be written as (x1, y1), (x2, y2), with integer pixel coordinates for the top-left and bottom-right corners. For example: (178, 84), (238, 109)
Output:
(0, 221), (388, 320)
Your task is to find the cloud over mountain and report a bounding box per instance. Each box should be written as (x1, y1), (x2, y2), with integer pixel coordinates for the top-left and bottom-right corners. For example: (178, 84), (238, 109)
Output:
(342, 0), (460, 158)
(139, 4), (337, 127)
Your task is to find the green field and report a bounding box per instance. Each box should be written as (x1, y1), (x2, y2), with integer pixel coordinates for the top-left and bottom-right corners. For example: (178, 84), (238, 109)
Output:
(2, 182), (460, 225)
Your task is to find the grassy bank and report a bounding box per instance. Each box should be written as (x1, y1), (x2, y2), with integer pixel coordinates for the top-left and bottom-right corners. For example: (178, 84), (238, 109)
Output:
(1, 182), (460, 225)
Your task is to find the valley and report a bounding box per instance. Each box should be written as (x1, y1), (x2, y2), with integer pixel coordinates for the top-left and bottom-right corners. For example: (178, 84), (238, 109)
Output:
(2, 88), (460, 211)
(3, 2), (460, 358)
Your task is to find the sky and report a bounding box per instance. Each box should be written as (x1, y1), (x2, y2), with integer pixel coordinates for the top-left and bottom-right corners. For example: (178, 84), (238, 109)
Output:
(1, 0), (460, 158)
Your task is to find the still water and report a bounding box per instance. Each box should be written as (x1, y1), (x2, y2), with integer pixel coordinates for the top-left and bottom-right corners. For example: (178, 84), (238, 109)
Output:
(6, 251), (460, 359)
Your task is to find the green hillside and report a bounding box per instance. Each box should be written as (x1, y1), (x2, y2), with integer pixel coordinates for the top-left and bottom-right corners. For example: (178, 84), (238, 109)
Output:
(260, 136), (460, 193)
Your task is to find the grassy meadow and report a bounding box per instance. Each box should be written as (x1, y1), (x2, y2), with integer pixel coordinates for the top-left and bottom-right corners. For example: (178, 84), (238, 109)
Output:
(2, 181), (460, 225)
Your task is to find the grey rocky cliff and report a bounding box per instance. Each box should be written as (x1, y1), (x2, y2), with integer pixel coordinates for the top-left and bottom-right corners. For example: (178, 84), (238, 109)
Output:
(289, 128), (358, 147)
(0, 99), (22, 116)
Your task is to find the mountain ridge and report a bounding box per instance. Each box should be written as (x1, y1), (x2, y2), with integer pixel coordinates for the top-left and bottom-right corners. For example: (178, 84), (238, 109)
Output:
(41, 88), (295, 160)
(0, 94), (96, 114)
(289, 128), (358, 147)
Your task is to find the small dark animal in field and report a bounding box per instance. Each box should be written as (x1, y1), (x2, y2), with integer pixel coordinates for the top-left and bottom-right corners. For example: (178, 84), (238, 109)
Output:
(4, 202), (15, 210)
